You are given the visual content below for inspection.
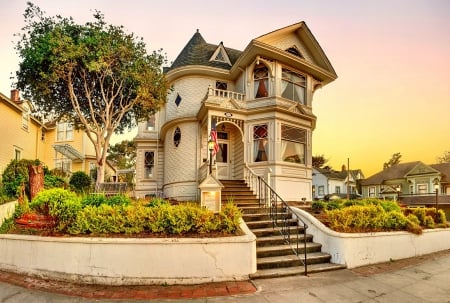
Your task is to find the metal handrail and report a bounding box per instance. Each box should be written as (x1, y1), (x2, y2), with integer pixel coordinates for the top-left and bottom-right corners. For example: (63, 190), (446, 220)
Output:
(244, 166), (309, 275)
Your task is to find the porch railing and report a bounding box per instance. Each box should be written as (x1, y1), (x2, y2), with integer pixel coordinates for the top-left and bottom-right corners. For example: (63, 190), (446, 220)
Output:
(244, 165), (309, 275)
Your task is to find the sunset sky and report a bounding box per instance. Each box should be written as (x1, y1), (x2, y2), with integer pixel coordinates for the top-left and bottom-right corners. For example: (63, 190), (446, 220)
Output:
(1, 0), (449, 177)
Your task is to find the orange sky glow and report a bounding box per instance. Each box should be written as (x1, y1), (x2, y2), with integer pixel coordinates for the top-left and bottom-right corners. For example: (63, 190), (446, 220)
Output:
(1, 0), (449, 177)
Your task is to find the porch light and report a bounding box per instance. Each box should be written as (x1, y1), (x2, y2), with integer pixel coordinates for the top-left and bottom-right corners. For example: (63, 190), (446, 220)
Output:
(208, 139), (215, 174)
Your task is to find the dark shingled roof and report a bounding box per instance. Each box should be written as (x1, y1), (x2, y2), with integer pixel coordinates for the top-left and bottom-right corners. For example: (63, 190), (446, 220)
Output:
(360, 161), (422, 186)
(430, 162), (450, 182)
(166, 30), (242, 72)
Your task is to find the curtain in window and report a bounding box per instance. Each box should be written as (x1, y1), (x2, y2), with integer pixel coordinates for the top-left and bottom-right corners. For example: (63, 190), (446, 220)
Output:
(294, 142), (305, 164)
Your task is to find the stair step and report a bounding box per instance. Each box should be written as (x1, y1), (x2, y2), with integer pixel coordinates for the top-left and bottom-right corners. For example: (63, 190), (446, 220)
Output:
(256, 234), (313, 247)
(246, 219), (298, 230)
(251, 226), (306, 237)
(257, 242), (322, 257)
(257, 252), (331, 269)
(249, 263), (346, 279)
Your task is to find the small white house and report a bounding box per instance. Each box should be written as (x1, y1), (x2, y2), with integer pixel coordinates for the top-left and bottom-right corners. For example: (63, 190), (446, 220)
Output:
(134, 22), (337, 202)
(312, 167), (364, 200)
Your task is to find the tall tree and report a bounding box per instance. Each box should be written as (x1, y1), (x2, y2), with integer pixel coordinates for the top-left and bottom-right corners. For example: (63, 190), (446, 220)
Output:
(437, 151), (450, 163)
(312, 154), (330, 169)
(107, 140), (136, 169)
(383, 152), (402, 169)
(15, 2), (168, 186)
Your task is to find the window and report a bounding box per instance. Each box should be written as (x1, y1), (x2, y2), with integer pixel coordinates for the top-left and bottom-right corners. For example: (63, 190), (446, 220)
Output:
(253, 63), (269, 98)
(409, 185), (414, 194)
(369, 187), (376, 197)
(22, 105), (30, 130)
(281, 68), (306, 104)
(57, 122), (73, 141)
(285, 46), (303, 58)
(89, 162), (96, 180)
(417, 183), (428, 194)
(173, 127), (181, 147)
(55, 158), (71, 173)
(216, 81), (227, 91)
(147, 115), (156, 131)
(253, 125), (268, 162)
(335, 186), (341, 194)
(144, 151), (155, 178)
(318, 185), (324, 196)
(15, 149), (21, 161)
(281, 125), (306, 164)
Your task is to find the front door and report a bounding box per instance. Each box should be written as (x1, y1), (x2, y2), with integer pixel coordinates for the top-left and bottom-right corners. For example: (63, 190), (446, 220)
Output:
(216, 131), (230, 179)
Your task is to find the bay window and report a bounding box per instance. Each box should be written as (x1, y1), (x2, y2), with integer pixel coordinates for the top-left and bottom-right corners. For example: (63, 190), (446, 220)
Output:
(253, 124), (268, 162)
(281, 124), (306, 164)
(281, 68), (306, 104)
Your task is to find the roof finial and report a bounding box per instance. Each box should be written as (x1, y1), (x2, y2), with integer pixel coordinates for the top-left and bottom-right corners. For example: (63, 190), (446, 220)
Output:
(196, 29), (199, 33)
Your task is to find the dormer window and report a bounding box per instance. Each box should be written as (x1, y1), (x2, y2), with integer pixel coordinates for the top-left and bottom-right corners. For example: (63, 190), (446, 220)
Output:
(209, 42), (231, 65)
(285, 46), (303, 58)
(254, 63), (269, 98)
(281, 68), (306, 104)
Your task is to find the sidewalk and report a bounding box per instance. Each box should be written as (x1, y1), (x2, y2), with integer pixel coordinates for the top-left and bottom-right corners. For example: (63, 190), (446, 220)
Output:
(0, 249), (449, 302)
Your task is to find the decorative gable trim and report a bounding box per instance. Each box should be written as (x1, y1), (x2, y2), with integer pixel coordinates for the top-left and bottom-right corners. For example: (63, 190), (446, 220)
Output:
(209, 42), (231, 66)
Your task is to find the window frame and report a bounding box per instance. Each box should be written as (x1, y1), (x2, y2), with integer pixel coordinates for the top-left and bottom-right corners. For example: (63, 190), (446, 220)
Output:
(56, 122), (74, 142)
(253, 63), (269, 98)
(281, 68), (306, 104)
(280, 124), (306, 165)
(253, 124), (269, 162)
(144, 151), (155, 179)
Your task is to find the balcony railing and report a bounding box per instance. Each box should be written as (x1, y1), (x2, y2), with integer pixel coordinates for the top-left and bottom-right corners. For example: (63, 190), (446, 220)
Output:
(205, 87), (246, 102)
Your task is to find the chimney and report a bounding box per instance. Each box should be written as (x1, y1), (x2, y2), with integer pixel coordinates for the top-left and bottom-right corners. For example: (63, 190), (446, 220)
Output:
(10, 89), (20, 103)
(341, 164), (347, 172)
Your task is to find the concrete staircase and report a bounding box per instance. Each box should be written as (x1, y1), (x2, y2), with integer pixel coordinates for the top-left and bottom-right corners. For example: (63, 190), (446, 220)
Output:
(221, 179), (346, 279)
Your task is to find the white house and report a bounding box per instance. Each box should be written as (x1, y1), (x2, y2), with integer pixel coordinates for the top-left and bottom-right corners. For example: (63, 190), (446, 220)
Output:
(312, 167), (364, 200)
(134, 22), (337, 202)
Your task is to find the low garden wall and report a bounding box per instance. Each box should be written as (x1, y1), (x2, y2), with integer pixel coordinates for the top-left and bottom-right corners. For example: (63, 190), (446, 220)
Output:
(293, 207), (450, 268)
(0, 214), (256, 285)
(0, 201), (17, 226)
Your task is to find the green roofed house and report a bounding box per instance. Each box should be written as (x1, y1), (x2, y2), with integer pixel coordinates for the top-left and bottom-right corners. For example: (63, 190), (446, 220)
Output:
(360, 161), (450, 216)
(134, 22), (337, 202)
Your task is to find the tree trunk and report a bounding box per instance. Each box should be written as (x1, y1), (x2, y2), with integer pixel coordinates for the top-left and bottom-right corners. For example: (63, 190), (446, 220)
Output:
(96, 162), (106, 190)
(29, 164), (44, 201)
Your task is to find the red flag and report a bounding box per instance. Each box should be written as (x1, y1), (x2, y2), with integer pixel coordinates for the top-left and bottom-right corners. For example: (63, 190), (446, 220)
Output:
(210, 118), (219, 156)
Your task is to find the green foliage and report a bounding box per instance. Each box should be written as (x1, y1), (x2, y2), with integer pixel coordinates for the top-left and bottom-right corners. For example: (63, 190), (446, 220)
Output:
(69, 171), (92, 193)
(436, 209), (447, 225)
(311, 201), (325, 211)
(383, 211), (408, 229)
(423, 215), (435, 228)
(44, 173), (67, 189)
(146, 197), (170, 208)
(81, 194), (131, 207)
(105, 194), (131, 206)
(1, 159), (39, 198)
(326, 204), (386, 232)
(30, 188), (81, 232)
(15, 2), (169, 185)
(67, 201), (241, 236)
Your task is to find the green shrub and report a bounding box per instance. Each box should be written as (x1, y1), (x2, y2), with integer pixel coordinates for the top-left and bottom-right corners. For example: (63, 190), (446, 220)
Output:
(146, 197), (170, 207)
(423, 215), (435, 228)
(311, 201), (325, 211)
(384, 211), (408, 229)
(411, 208), (426, 225)
(326, 204), (388, 232)
(68, 201), (241, 236)
(30, 188), (81, 232)
(406, 214), (420, 226)
(44, 173), (67, 189)
(436, 209), (447, 225)
(69, 171), (92, 193)
(326, 200), (342, 210)
(106, 194), (131, 206)
(81, 194), (108, 207)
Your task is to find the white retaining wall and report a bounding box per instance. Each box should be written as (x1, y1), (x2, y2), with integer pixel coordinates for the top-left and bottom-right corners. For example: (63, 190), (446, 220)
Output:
(293, 207), (450, 268)
(0, 216), (256, 285)
(0, 201), (17, 225)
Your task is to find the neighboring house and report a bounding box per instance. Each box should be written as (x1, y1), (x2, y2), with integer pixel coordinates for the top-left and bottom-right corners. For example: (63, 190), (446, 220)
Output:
(312, 167), (365, 200)
(0, 89), (115, 180)
(360, 161), (450, 203)
(134, 22), (337, 201)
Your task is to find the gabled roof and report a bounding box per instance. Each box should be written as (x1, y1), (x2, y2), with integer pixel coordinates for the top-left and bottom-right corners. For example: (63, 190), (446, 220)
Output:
(361, 161), (431, 185)
(315, 168), (363, 182)
(166, 22), (337, 85)
(167, 30), (242, 72)
(430, 162), (450, 182)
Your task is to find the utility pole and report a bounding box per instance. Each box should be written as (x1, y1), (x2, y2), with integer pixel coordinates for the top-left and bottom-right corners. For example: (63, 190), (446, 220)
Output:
(347, 158), (350, 200)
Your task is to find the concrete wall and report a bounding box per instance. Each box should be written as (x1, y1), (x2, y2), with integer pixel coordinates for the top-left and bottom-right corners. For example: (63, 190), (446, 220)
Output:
(0, 201), (17, 226)
(0, 219), (256, 285)
(293, 207), (450, 268)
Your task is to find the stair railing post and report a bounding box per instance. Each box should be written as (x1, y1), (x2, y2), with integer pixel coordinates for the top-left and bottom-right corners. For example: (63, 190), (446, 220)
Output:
(266, 168), (271, 208)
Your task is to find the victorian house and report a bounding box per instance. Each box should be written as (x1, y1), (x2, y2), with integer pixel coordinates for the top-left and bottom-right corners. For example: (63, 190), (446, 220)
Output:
(134, 22), (337, 202)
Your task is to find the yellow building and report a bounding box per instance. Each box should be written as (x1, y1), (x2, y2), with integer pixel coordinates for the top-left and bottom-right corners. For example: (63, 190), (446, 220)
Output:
(0, 89), (114, 180)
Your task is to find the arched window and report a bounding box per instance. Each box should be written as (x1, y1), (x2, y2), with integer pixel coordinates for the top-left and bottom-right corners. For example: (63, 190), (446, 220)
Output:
(253, 63), (269, 98)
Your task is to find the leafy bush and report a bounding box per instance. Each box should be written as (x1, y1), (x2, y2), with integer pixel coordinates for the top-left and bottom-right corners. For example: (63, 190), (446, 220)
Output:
(106, 194), (131, 206)
(326, 204), (391, 232)
(383, 211), (408, 229)
(30, 188), (81, 232)
(69, 171), (92, 193)
(44, 173), (67, 189)
(67, 201), (242, 236)
(436, 209), (447, 225)
(146, 197), (170, 207)
(81, 194), (108, 207)
(311, 201), (325, 211)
